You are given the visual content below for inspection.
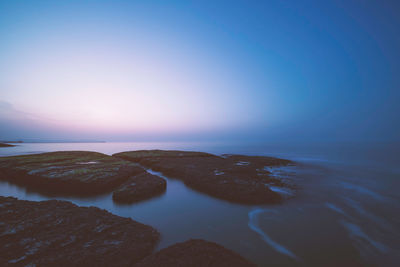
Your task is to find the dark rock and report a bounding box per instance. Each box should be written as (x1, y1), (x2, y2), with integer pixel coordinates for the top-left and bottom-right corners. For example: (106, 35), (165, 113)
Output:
(0, 143), (15, 147)
(0, 196), (159, 266)
(114, 150), (294, 204)
(0, 151), (144, 195)
(112, 172), (167, 204)
(135, 239), (255, 267)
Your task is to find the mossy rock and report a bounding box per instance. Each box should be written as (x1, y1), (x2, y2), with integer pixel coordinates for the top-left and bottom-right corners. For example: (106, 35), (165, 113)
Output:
(112, 172), (167, 204)
(0, 196), (159, 266)
(114, 150), (294, 205)
(0, 151), (144, 195)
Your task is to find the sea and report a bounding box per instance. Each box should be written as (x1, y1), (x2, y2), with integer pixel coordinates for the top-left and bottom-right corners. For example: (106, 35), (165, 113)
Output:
(0, 141), (399, 266)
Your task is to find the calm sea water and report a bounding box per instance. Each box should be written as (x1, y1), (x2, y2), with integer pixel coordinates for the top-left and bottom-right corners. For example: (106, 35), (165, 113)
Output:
(0, 142), (399, 266)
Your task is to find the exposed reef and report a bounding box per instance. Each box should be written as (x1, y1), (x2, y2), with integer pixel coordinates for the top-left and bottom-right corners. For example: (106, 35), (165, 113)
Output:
(135, 239), (255, 267)
(0, 196), (159, 266)
(112, 172), (167, 203)
(0, 143), (15, 147)
(114, 150), (294, 204)
(0, 151), (144, 195)
(0, 197), (255, 266)
(0, 149), (295, 204)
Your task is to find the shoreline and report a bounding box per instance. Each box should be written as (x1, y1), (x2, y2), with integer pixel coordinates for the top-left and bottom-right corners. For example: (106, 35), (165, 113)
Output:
(0, 149), (293, 266)
(1, 196), (255, 266)
(0, 150), (294, 205)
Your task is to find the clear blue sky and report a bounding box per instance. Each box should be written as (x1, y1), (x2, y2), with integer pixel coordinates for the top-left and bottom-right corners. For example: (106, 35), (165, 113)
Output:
(0, 0), (399, 142)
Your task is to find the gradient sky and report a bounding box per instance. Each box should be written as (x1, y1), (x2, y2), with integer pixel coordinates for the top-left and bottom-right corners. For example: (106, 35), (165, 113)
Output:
(1, 0), (399, 142)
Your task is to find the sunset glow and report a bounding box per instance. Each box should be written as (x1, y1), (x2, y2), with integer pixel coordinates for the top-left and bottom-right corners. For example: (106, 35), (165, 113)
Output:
(1, 1), (399, 141)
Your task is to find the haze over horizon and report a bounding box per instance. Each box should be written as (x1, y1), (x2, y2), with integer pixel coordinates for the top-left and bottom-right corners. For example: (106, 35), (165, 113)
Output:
(1, 0), (399, 143)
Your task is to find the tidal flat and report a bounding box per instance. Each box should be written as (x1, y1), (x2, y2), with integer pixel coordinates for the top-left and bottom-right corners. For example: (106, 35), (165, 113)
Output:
(0, 149), (293, 266)
(0, 142), (398, 266)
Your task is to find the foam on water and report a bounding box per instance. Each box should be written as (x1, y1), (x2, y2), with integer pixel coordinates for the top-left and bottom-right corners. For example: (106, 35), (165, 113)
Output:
(325, 202), (346, 215)
(269, 186), (293, 195)
(248, 208), (299, 260)
(340, 220), (388, 253)
(264, 166), (296, 179)
(342, 197), (397, 234)
(339, 182), (385, 201)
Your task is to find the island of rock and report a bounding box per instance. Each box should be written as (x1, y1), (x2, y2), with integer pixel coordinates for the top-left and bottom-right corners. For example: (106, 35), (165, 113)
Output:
(114, 150), (294, 204)
(0, 197), (255, 266)
(0, 151), (146, 196)
(0, 143), (15, 147)
(0, 196), (159, 266)
(112, 172), (167, 203)
(0, 149), (294, 204)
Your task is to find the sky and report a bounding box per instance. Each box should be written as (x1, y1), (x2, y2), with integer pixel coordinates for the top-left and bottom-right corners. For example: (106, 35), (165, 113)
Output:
(0, 0), (399, 142)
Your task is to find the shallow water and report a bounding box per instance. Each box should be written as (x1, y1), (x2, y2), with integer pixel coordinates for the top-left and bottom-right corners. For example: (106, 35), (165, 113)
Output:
(0, 142), (399, 266)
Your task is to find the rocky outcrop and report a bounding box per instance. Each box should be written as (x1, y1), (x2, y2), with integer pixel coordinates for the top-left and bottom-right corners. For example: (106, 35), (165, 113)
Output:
(0, 149), (294, 204)
(135, 239), (255, 267)
(114, 150), (294, 204)
(112, 172), (167, 204)
(0, 196), (159, 266)
(0, 197), (255, 266)
(114, 150), (217, 159)
(0, 151), (144, 196)
(0, 143), (15, 147)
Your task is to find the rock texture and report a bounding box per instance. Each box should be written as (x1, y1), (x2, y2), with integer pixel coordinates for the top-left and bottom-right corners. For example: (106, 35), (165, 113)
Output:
(135, 239), (255, 267)
(0, 196), (159, 267)
(0, 151), (144, 195)
(0, 149), (294, 204)
(113, 172), (167, 204)
(114, 150), (294, 204)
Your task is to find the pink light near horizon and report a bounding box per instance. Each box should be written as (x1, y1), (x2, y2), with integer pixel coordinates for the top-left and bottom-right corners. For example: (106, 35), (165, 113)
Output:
(1, 24), (255, 135)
